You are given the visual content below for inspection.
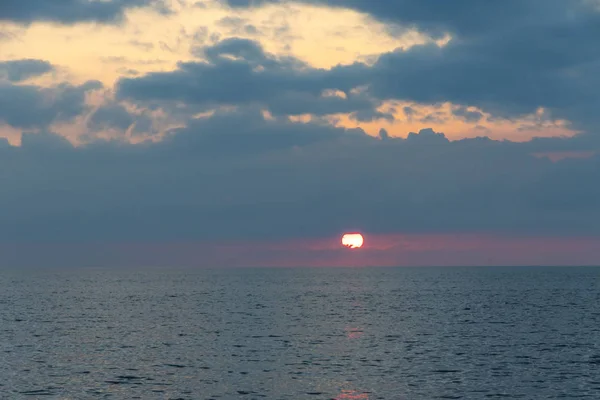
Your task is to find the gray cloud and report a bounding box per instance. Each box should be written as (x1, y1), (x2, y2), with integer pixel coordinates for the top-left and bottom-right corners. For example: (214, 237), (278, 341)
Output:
(117, 1), (600, 133)
(88, 104), (134, 131)
(452, 106), (483, 123)
(84, 102), (164, 139)
(161, 107), (369, 156)
(116, 38), (381, 118)
(20, 130), (74, 151)
(0, 80), (103, 128)
(130, 112), (156, 136)
(223, 0), (579, 38)
(359, 22), (600, 129)
(0, 0), (170, 24)
(405, 128), (448, 145)
(222, 0), (600, 132)
(350, 108), (394, 123)
(0, 59), (54, 82)
(1, 110), (600, 243)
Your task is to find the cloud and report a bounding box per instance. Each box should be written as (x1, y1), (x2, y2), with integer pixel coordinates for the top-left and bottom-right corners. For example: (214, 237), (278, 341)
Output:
(128, 40), (155, 51)
(88, 104), (134, 131)
(85, 101), (164, 139)
(0, 0), (170, 24)
(0, 32), (12, 41)
(217, 16), (261, 36)
(100, 56), (165, 65)
(116, 37), (381, 118)
(405, 128), (448, 144)
(222, 0), (600, 132)
(223, 0), (580, 38)
(452, 106), (483, 123)
(0, 59), (54, 82)
(359, 24), (600, 129)
(0, 80), (103, 128)
(1, 110), (600, 244)
(350, 108), (395, 123)
(20, 130), (74, 151)
(151, 107), (370, 161)
(116, 68), (140, 76)
(378, 128), (389, 140)
(107, 1), (600, 136)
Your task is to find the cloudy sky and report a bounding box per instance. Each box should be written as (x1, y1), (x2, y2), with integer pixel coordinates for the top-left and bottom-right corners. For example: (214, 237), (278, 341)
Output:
(2, 0), (600, 267)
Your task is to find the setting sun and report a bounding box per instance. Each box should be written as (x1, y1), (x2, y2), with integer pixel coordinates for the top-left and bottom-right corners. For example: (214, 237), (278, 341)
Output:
(342, 233), (364, 249)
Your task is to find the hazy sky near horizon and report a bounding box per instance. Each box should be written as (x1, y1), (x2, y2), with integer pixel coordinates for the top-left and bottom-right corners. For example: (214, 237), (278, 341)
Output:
(2, 0), (600, 266)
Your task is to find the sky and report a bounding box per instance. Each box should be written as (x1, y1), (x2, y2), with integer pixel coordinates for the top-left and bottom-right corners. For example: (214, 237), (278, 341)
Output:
(2, 0), (600, 267)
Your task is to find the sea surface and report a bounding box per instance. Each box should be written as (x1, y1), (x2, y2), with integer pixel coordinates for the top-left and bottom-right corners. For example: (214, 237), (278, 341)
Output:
(1, 266), (600, 399)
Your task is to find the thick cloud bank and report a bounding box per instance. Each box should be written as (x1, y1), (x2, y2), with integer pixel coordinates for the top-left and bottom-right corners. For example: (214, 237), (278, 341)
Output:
(1, 110), (599, 243)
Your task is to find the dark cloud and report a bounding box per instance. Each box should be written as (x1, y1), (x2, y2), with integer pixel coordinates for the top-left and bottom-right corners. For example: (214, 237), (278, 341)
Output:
(405, 128), (449, 145)
(114, 1), (600, 131)
(402, 106), (417, 121)
(223, 0), (578, 38)
(116, 38), (379, 118)
(358, 15), (600, 129)
(350, 108), (394, 123)
(222, 0), (600, 132)
(20, 130), (74, 151)
(88, 104), (134, 131)
(452, 106), (483, 123)
(378, 128), (389, 140)
(84, 102), (162, 139)
(160, 107), (369, 158)
(0, 80), (102, 128)
(0, 0), (170, 24)
(516, 132), (600, 153)
(0, 59), (54, 82)
(130, 112), (156, 135)
(419, 111), (447, 124)
(1, 110), (600, 243)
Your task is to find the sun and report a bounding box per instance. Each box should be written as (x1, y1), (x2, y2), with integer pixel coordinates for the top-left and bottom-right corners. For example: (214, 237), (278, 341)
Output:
(342, 233), (364, 249)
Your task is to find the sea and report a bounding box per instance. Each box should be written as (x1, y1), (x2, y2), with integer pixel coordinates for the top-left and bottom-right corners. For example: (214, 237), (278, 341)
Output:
(1, 266), (599, 399)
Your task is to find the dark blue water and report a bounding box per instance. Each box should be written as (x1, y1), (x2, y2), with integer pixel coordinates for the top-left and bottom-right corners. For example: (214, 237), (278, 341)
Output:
(1, 266), (600, 399)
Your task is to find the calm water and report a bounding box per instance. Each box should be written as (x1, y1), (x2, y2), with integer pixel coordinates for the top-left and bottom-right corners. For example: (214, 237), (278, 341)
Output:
(1, 266), (600, 399)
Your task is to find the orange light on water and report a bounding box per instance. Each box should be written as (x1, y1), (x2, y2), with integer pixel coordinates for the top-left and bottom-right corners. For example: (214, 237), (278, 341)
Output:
(335, 390), (369, 399)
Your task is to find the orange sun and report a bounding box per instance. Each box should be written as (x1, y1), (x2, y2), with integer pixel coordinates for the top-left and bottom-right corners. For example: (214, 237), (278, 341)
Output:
(342, 233), (364, 249)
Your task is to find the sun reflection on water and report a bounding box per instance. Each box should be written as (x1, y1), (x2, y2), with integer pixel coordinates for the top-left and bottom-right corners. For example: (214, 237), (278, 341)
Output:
(335, 390), (370, 399)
